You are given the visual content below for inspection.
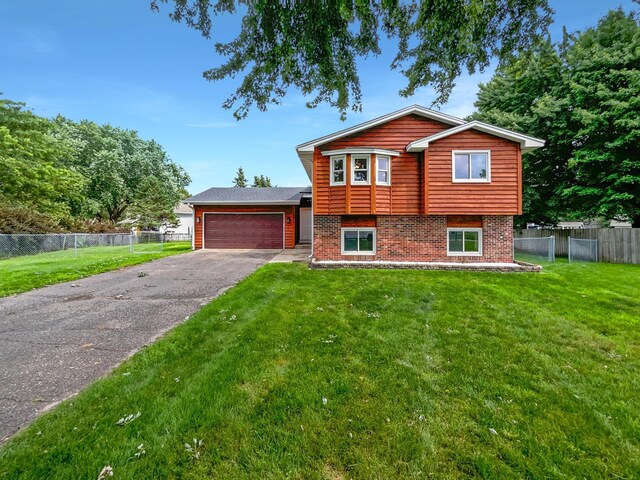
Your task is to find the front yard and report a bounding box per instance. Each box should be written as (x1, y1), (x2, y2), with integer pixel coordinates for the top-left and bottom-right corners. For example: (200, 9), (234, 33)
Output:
(0, 241), (192, 297)
(1, 261), (638, 478)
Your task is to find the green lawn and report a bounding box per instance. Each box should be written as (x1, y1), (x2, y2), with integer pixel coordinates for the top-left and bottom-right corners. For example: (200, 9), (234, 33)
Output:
(1, 261), (639, 479)
(0, 241), (191, 297)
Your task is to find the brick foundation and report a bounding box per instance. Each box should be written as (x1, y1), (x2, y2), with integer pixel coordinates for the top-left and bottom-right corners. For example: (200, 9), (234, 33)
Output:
(313, 215), (514, 263)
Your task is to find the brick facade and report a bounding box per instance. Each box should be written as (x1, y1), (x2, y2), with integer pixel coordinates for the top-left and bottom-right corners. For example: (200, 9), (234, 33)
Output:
(313, 215), (514, 263)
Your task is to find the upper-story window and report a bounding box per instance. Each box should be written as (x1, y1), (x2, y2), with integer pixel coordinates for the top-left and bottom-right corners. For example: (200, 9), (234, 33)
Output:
(452, 151), (490, 182)
(376, 155), (390, 185)
(330, 155), (345, 186)
(352, 154), (370, 185)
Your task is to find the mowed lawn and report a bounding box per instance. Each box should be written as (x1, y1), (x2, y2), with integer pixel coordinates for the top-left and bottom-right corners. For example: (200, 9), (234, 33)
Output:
(0, 241), (191, 297)
(1, 261), (639, 479)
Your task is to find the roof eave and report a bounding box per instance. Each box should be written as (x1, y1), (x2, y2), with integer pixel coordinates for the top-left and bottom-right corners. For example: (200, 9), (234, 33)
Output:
(183, 200), (302, 206)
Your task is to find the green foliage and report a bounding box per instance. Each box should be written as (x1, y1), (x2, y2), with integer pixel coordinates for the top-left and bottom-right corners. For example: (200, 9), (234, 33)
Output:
(0, 97), (191, 232)
(1, 262), (639, 477)
(472, 9), (640, 227)
(55, 118), (191, 225)
(128, 177), (180, 229)
(232, 166), (248, 187)
(251, 174), (272, 187)
(151, 0), (552, 119)
(0, 99), (86, 221)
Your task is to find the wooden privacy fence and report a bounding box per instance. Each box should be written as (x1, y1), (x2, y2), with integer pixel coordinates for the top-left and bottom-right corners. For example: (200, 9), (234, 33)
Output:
(514, 228), (640, 264)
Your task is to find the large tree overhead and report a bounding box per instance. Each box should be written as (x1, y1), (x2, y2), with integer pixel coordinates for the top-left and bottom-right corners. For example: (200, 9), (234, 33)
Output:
(473, 8), (640, 227)
(151, 0), (552, 119)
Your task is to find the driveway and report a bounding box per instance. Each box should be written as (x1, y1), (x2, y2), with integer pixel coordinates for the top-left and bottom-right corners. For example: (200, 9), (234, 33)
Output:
(0, 249), (277, 441)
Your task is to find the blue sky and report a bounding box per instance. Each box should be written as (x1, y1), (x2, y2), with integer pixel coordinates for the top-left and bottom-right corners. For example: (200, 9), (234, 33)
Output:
(1, 0), (636, 194)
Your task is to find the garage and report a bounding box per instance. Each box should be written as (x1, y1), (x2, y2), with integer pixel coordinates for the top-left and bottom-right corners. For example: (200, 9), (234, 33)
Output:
(204, 213), (284, 249)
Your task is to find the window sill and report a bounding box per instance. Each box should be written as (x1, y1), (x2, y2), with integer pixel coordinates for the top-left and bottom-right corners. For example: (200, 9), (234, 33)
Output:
(452, 179), (491, 183)
(447, 252), (482, 257)
(341, 251), (376, 256)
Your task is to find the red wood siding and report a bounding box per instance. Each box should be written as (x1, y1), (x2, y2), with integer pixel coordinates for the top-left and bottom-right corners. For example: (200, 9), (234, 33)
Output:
(447, 215), (483, 228)
(314, 114), (451, 215)
(193, 205), (296, 249)
(427, 130), (520, 215)
(341, 216), (377, 227)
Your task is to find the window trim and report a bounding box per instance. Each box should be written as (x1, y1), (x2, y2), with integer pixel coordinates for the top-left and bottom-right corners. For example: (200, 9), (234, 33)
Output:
(351, 154), (371, 185)
(451, 150), (491, 183)
(330, 155), (346, 186)
(376, 155), (391, 186)
(447, 228), (483, 256)
(341, 227), (376, 255)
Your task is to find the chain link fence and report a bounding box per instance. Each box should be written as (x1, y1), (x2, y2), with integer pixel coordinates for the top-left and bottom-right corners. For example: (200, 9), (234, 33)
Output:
(514, 236), (555, 263)
(568, 237), (598, 262)
(0, 232), (180, 259)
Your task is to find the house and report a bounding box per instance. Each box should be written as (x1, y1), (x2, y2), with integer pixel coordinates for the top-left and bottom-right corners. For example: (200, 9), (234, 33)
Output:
(165, 203), (194, 235)
(186, 105), (544, 267)
(296, 105), (544, 265)
(184, 187), (312, 249)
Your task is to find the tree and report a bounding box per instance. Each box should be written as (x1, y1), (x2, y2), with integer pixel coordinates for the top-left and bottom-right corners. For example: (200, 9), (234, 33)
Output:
(55, 118), (191, 224)
(233, 166), (248, 187)
(472, 9), (640, 227)
(151, 0), (552, 119)
(128, 176), (179, 229)
(252, 175), (272, 188)
(0, 98), (85, 222)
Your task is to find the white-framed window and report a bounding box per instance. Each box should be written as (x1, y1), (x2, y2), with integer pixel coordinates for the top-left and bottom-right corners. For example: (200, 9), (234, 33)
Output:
(351, 154), (370, 185)
(376, 155), (391, 185)
(330, 155), (346, 186)
(341, 228), (376, 255)
(452, 151), (491, 182)
(447, 228), (482, 256)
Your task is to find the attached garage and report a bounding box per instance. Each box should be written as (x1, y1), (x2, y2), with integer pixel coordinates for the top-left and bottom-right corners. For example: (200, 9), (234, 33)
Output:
(204, 213), (284, 249)
(184, 187), (312, 250)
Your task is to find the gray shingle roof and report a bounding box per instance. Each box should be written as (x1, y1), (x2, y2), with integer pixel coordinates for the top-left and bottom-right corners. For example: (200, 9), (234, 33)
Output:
(184, 187), (311, 205)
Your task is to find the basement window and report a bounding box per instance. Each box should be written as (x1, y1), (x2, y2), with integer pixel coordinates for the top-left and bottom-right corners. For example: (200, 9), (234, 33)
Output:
(447, 228), (482, 256)
(341, 228), (376, 255)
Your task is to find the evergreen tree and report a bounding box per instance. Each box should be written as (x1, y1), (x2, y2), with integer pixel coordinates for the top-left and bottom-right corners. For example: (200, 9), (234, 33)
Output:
(473, 8), (640, 227)
(233, 166), (248, 187)
(252, 175), (272, 188)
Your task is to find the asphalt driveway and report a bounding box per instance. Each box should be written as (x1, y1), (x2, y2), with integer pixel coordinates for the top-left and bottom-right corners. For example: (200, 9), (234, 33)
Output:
(0, 249), (277, 441)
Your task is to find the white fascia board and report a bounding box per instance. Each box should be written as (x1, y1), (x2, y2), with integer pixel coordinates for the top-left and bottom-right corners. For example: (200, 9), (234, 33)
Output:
(321, 147), (401, 157)
(406, 121), (545, 152)
(295, 105), (466, 154)
(299, 152), (313, 181)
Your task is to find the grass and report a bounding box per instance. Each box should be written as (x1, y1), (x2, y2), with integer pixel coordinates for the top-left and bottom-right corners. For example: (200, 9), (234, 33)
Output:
(0, 241), (192, 297)
(1, 260), (639, 478)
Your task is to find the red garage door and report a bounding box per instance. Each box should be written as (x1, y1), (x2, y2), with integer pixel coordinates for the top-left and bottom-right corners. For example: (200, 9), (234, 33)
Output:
(204, 213), (284, 249)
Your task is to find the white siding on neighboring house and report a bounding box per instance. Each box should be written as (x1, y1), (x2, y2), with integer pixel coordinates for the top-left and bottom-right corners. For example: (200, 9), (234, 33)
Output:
(166, 204), (194, 235)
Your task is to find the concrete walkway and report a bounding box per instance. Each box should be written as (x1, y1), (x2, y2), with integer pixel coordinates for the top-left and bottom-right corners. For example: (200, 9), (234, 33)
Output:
(0, 249), (277, 441)
(269, 244), (311, 263)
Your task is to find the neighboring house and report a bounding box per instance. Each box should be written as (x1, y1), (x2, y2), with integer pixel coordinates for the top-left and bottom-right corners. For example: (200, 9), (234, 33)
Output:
(296, 105), (544, 264)
(165, 203), (194, 235)
(184, 187), (312, 249)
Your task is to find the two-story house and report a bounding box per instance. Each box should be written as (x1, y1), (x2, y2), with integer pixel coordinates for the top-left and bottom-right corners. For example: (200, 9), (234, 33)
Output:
(296, 105), (544, 265)
(185, 105), (543, 268)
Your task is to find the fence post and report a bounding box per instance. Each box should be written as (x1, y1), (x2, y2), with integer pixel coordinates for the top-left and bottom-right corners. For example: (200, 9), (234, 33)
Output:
(568, 236), (571, 263)
(550, 236), (555, 262)
(74, 234), (77, 258)
(129, 233), (133, 253)
(595, 239), (599, 263)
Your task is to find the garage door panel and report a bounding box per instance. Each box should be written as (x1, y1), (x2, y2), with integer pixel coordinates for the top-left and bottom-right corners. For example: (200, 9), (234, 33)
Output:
(204, 214), (283, 249)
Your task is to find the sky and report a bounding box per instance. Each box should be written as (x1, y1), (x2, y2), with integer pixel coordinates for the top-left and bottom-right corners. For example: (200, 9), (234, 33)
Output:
(1, 0), (636, 194)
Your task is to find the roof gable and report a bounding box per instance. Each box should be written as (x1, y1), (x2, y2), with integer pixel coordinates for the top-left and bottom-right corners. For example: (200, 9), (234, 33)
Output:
(406, 121), (545, 153)
(295, 105), (465, 154)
